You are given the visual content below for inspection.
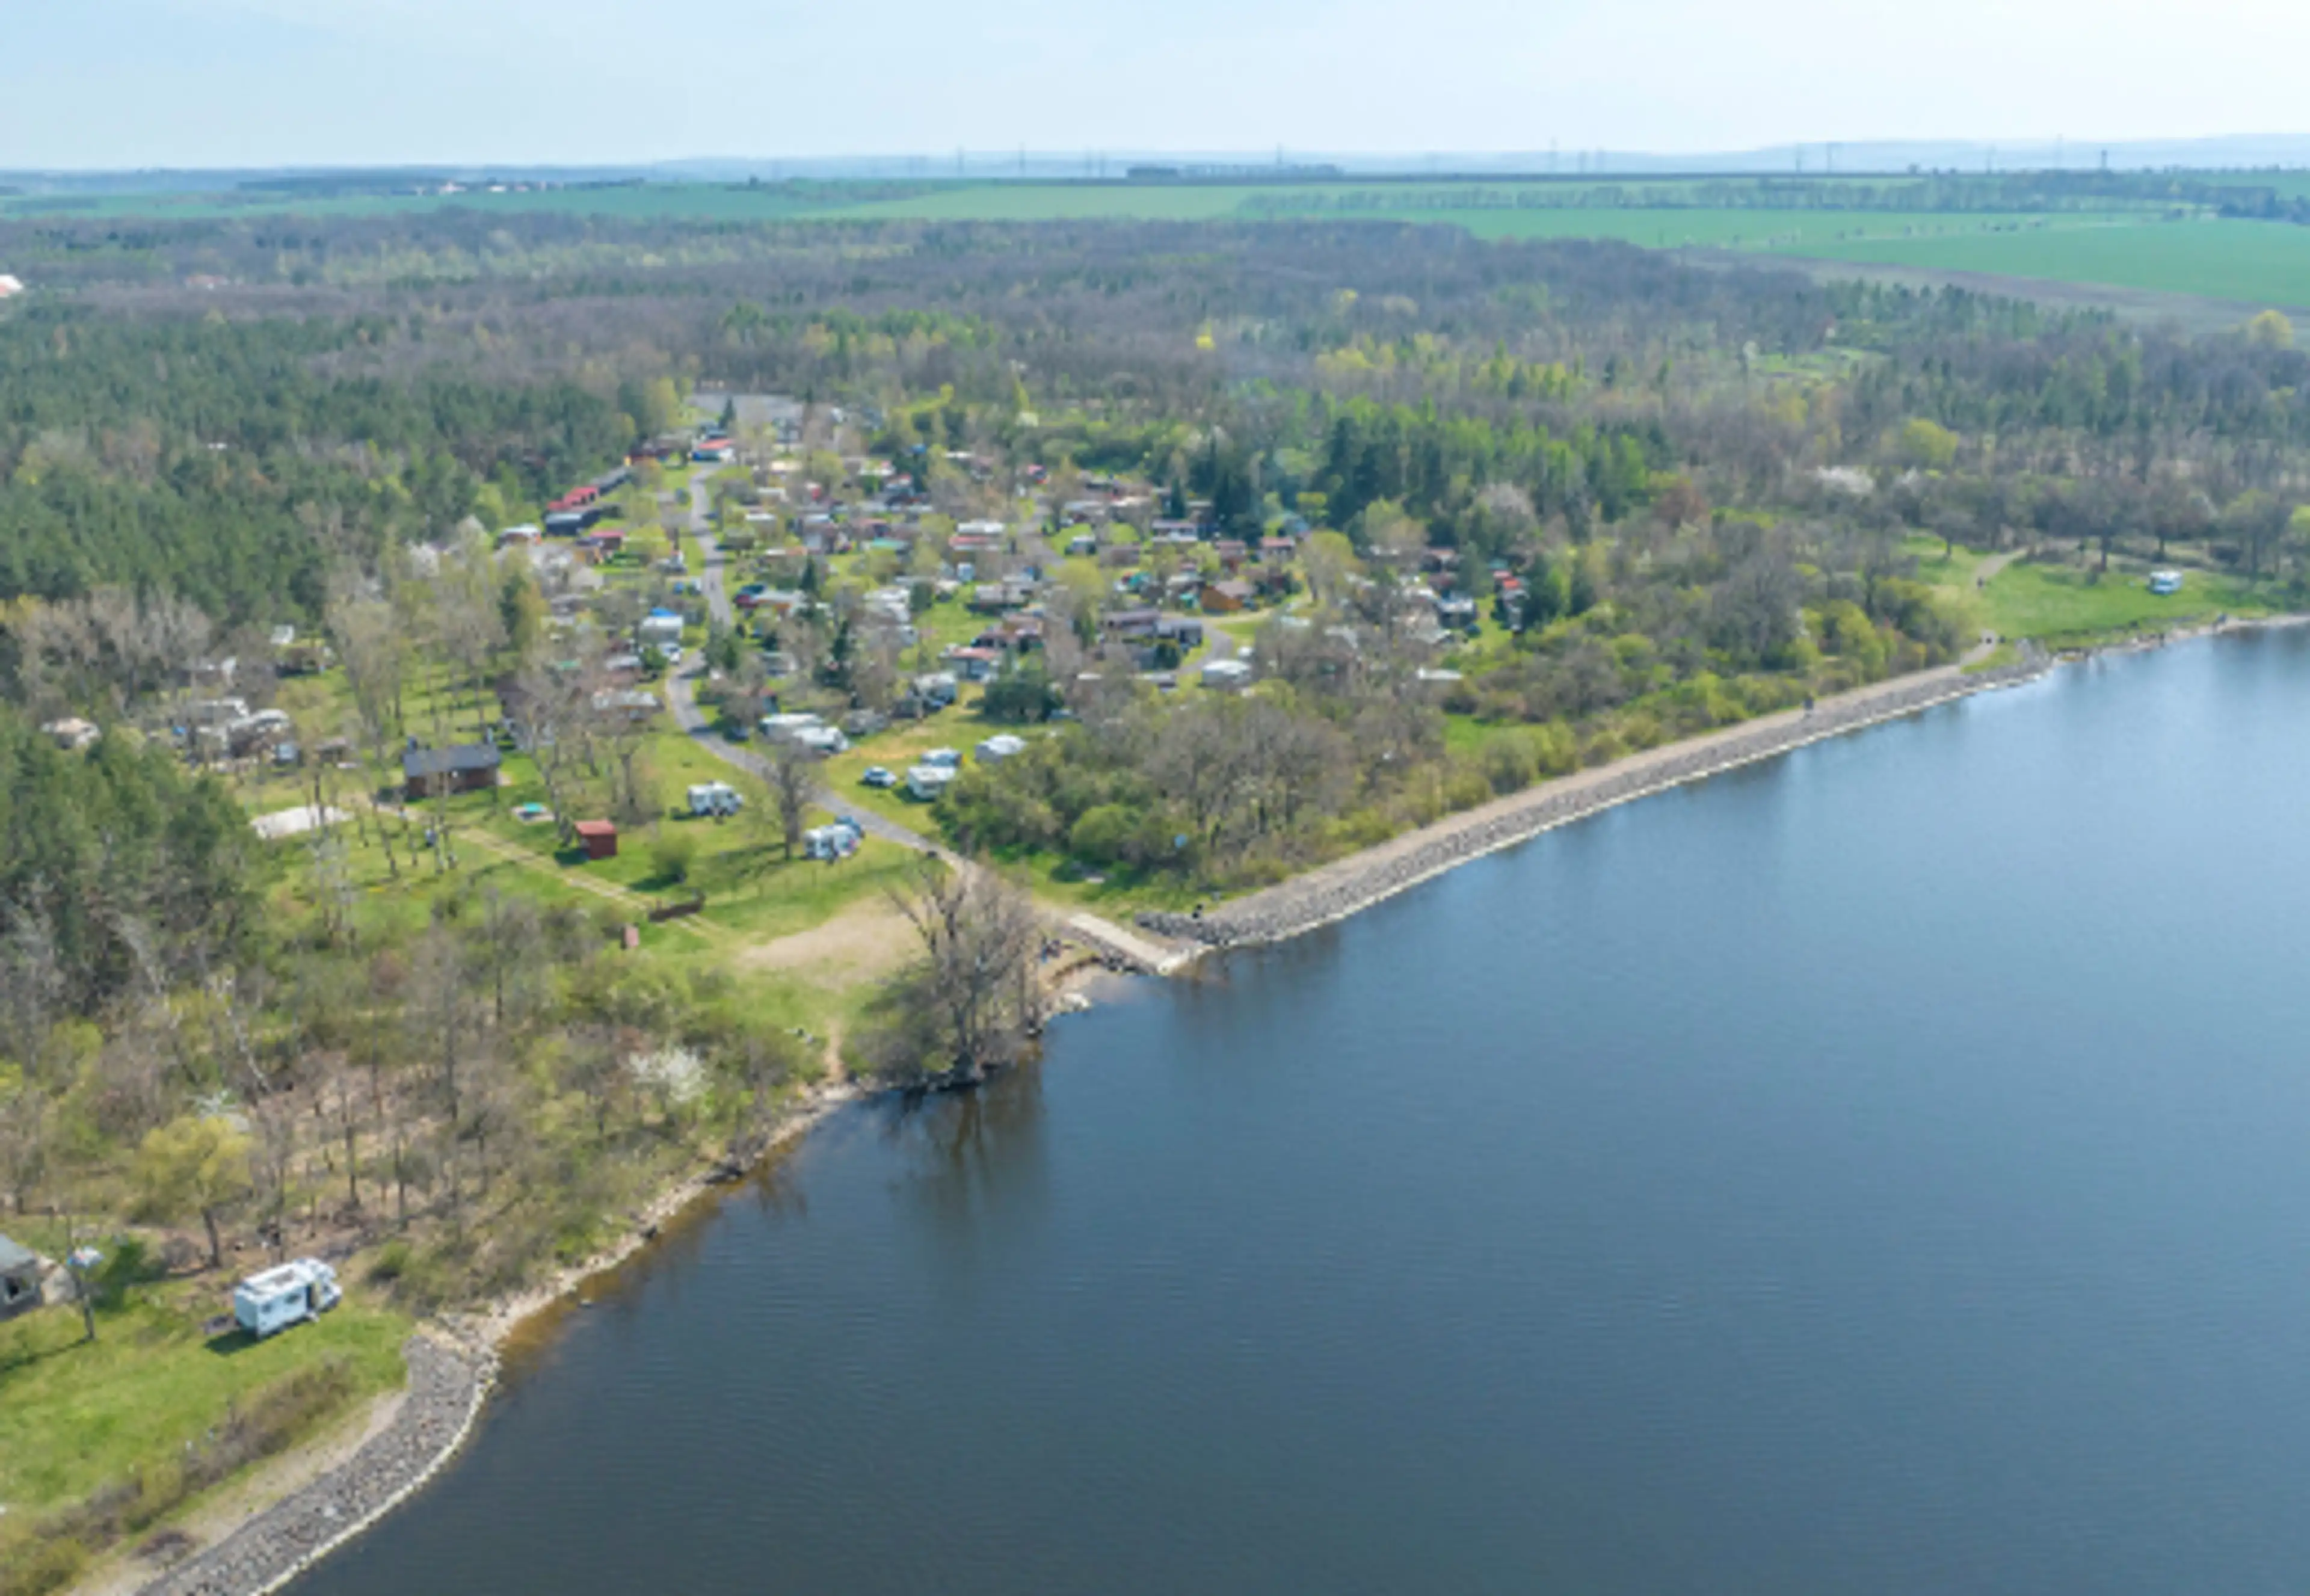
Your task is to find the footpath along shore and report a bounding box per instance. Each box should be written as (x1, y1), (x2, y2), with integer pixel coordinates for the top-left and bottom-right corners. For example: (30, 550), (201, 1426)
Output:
(134, 1337), (492, 1596)
(1141, 650), (2052, 952)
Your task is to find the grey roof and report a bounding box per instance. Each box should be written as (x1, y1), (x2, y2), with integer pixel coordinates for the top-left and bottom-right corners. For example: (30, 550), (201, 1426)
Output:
(402, 744), (502, 779)
(0, 1234), (38, 1274)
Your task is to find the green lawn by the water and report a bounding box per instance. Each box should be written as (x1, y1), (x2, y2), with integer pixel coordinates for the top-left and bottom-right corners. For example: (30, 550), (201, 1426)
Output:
(0, 1288), (409, 1512)
(1980, 561), (2273, 642)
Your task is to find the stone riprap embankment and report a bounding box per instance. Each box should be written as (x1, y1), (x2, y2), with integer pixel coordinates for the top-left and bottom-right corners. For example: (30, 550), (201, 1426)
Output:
(1142, 656), (2048, 953)
(138, 1335), (495, 1596)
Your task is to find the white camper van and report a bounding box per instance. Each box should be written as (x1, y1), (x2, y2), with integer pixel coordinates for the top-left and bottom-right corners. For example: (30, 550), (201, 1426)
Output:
(687, 781), (744, 818)
(233, 1259), (342, 1340)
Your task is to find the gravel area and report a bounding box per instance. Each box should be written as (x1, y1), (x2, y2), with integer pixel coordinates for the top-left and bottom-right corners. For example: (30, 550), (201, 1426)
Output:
(136, 1336), (495, 1596)
(1143, 656), (2048, 952)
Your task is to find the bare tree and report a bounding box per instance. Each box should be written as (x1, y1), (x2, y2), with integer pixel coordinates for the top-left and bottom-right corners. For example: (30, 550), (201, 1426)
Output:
(431, 531), (508, 745)
(328, 588), (413, 876)
(876, 857), (1047, 1086)
(766, 740), (813, 860)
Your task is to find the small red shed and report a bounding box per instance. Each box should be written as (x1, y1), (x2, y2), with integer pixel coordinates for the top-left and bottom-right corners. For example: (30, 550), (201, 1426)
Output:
(573, 820), (618, 860)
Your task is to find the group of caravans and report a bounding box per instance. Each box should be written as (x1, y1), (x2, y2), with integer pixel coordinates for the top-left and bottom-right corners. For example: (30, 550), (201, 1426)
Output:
(897, 735), (1029, 801)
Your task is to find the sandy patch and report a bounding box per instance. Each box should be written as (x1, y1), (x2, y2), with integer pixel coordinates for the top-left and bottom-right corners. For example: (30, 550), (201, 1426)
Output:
(734, 896), (919, 987)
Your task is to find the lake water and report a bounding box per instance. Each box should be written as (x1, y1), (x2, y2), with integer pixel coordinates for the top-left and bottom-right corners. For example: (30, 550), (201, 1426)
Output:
(294, 633), (2310, 1596)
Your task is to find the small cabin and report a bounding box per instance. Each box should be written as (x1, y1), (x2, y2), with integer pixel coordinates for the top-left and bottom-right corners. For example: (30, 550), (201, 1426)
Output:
(0, 1234), (43, 1320)
(232, 1259), (340, 1340)
(573, 820), (619, 860)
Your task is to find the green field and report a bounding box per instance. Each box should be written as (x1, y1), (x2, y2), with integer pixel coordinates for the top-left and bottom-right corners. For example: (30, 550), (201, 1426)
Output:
(1979, 560), (2275, 642)
(1794, 216), (2310, 307)
(8, 172), (2305, 313)
(1902, 535), (2282, 646)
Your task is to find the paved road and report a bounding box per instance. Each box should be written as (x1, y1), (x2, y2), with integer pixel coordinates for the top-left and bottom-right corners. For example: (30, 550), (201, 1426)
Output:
(670, 472), (935, 851)
(685, 473), (735, 629)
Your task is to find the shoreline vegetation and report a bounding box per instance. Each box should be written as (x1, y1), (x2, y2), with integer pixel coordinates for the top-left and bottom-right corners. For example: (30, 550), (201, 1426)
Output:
(109, 617), (2303, 1596)
(1139, 652), (2051, 953)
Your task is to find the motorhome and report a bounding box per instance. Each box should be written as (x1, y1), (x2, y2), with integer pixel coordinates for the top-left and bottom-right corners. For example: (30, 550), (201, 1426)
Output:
(908, 765), (958, 801)
(232, 1259), (341, 1340)
(687, 782), (744, 818)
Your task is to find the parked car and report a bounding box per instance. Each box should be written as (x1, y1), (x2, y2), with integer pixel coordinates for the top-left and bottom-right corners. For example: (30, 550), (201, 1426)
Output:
(860, 765), (897, 789)
(660, 644), (685, 666)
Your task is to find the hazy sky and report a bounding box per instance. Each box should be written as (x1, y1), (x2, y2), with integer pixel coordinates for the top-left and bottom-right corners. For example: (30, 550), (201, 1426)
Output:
(7, 0), (2306, 168)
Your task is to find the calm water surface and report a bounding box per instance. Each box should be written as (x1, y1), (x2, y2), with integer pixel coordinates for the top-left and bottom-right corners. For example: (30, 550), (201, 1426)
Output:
(299, 634), (2310, 1595)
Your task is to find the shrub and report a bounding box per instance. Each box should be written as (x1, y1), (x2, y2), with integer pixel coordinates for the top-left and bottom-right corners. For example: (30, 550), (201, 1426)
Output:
(0, 1531), (86, 1596)
(368, 1239), (411, 1283)
(648, 830), (698, 886)
(1068, 804), (1135, 864)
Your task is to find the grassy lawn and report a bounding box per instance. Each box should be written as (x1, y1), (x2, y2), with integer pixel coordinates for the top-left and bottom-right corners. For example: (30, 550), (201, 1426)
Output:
(1981, 559), (2273, 644)
(1899, 534), (2284, 647)
(0, 1285), (410, 1514)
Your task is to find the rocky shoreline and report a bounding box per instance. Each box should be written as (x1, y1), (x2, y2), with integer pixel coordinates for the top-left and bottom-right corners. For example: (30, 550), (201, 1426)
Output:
(112, 1083), (854, 1596)
(135, 1335), (494, 1596)
(1142, 653), (2050, 953)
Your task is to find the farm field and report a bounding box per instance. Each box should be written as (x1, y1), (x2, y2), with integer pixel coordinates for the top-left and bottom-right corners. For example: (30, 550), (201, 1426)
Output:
(1788, 216), (2310, 307)
(0, 175), (2146, 249)
(11, 173), (2293, 307)
(809, 186), (2142, 253)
